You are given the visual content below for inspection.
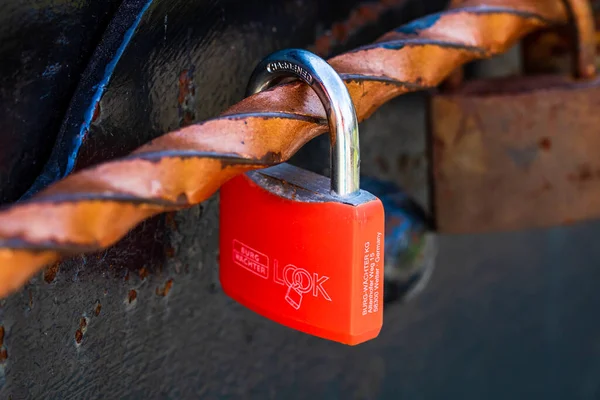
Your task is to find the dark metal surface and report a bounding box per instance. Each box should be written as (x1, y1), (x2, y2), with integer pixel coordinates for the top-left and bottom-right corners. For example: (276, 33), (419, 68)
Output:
(2, 196), (600, 399)
(431, 76), (600, 233)
(0, 0), (122, 203)
(0, 0), (463, 397)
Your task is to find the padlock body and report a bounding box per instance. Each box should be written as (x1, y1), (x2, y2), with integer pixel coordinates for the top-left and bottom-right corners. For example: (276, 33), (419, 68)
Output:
(431, 75), (600, 233)
(219, 164), (384, 345)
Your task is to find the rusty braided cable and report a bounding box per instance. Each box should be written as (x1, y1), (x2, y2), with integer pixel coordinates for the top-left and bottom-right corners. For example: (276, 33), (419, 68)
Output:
(0, 0), (592, 297)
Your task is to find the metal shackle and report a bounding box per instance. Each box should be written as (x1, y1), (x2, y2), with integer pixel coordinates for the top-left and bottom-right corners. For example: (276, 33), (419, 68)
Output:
(246, 48), (360, 197)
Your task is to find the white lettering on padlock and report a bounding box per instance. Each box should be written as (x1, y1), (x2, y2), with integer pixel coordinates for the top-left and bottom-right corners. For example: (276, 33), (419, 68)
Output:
(232, 240), (269, 279)
(273, 261), (332, 306)
(361, 233), (382, 316)
(230, 240), (333, 310)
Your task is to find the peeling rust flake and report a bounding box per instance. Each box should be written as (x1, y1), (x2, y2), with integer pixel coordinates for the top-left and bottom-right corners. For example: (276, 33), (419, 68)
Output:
(74, 329), (83, 345)
(94, 301), (102, 316)
(138, 267), (149, 280)
(43, 262), (60, 283)
(156, 279), (173, 297)
(128, 289), (137, 303)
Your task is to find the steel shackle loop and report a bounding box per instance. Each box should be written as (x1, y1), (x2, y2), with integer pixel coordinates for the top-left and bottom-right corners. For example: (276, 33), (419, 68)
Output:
(246, 48), (360, 197)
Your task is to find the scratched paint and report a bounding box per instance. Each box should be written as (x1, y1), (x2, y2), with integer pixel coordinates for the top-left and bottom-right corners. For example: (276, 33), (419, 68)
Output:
(178, 68), (196, 127)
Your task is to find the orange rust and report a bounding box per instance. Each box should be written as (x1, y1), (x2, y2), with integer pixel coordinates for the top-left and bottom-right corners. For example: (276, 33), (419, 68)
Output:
(0, 326), (4, 346)
(156, 279), (173, 297)
(74, 316), (89, 344)
(138, 267), (149, 279)
(43, 262), (60, 283)
(0, 0), (581, 298)
(74, 329), (83, 344)
(310, 0), (418, 57)
(447, 0), (594, 83)
(0, 348), (7, 363)
(128, 289), (137, 303)
(539, 137), (552, 150)
(432, 73), (600, 233)
(94, 301), (102, 316)
(177, 69), (192, 105)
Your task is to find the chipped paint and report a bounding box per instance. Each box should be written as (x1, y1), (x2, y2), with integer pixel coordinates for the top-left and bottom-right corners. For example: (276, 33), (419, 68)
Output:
(127, 289), (138, 304)
(310, 0), (410, 56)
(138, 267), (149, 280)
(43, 262), (60, 283)
(178, 68), (196, 127)
(156, 279), (173, 297)
(74, 316), (89, 346)
(0, 326), (6, 363)
(94, 301), (102, 316)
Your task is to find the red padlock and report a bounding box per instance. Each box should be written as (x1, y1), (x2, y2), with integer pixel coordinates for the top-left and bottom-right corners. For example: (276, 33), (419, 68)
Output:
(219, 49), (384, 345)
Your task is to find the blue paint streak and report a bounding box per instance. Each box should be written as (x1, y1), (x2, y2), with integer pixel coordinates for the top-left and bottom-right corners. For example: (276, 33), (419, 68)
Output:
(395, 13), (441, 35)
(64, 0), (153, 178)
(379, 42), (405, 50)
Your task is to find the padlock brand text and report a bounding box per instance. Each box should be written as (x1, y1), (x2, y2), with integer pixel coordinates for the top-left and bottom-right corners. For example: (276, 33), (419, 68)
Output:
(230, 239), (332, 309)
(273, 261), (332, 302)
(232, 240), (269, 279)
(267, 61), (313, 84)
(362, 232), (382, 316)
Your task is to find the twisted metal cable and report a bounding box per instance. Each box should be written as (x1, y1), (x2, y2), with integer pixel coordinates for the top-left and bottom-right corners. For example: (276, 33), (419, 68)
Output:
(0, 0), (583, 297)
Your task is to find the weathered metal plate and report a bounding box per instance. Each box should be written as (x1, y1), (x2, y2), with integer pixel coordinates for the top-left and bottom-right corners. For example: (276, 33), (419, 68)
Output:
(431, 76), (600, 233)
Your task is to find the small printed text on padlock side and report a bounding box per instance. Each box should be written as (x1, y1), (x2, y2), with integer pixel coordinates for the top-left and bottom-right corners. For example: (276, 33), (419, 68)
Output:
(361, 232), (382, 316)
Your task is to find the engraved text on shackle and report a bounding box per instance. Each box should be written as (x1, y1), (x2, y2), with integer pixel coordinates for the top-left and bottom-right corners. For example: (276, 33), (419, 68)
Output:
(267, 61), (314, 84)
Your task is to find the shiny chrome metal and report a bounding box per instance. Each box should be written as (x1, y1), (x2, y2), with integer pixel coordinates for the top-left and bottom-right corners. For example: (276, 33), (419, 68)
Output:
(246, 48), (360, 197)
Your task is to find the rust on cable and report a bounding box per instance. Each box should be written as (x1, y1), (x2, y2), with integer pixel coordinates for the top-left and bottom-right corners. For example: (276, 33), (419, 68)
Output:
(0, 0), (588, 297)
